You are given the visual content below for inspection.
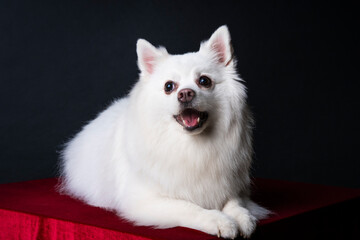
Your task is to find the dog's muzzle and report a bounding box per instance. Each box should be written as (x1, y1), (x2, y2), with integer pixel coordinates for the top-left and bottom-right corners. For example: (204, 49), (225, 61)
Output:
(174, 108), (208, 131)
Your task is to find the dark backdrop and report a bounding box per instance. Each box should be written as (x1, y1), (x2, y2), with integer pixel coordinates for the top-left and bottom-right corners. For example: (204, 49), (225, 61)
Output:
(1, 1), (359, 187)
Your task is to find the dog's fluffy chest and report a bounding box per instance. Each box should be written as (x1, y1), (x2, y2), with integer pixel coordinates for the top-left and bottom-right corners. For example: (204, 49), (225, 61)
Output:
(129, 132), (242, 209)
(166, 163), (237, 210)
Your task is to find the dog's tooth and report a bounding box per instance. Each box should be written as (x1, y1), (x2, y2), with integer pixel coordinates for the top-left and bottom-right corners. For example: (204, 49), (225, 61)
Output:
(182, 119), (186, 126)
(197, 117), (200, 123)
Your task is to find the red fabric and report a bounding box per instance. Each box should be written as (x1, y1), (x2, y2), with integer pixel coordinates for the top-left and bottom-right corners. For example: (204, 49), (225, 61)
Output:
(0, 208), (148, 240)
(0, 178), (359, 240)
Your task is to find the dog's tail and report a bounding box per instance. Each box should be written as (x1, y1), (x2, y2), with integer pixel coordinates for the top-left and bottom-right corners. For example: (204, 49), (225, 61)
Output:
(246, 200), (272, 220)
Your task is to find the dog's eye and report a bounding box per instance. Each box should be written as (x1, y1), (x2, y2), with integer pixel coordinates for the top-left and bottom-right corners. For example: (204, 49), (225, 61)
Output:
(198, 76), (212, 88)
(164, 81), (176, 94)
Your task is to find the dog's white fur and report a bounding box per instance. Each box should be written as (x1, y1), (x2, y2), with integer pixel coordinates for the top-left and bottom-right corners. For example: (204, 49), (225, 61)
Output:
(60, 26), (269, 238)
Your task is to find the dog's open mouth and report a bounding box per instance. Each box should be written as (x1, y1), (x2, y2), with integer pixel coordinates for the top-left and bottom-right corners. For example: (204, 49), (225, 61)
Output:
(174, 108), (208, 131)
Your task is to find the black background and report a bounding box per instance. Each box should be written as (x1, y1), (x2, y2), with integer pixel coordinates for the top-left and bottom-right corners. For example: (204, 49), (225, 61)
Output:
(1, 1), (359, 187)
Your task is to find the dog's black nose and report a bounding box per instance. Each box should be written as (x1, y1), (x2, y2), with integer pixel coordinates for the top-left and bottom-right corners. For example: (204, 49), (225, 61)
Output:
(178, 88), (195, 103)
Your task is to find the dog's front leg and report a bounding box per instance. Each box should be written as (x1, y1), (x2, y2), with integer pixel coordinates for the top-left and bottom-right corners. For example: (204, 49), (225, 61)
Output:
(222, 198), (257, 238)
(121, 195), (238, 239)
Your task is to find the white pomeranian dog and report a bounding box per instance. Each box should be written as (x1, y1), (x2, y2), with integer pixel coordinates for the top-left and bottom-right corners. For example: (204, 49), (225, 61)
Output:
(60, 26), (269, 239)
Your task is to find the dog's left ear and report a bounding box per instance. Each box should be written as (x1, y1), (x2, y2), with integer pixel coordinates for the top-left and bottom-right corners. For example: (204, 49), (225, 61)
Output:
(200, 25), (233, 66)
(136, 39), (168, 77)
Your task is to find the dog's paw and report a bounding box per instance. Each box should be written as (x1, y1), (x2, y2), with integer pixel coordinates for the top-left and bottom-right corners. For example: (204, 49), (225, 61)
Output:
(234, 212), (256, 239)
(200, 210), (238, 239)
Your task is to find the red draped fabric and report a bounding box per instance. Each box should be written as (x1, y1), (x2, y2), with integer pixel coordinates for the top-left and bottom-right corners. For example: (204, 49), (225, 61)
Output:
(0, 178), (359, 239)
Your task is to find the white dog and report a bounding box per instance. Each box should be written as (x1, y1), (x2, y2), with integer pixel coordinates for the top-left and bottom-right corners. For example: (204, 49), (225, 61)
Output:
(60, 26), (268, 239)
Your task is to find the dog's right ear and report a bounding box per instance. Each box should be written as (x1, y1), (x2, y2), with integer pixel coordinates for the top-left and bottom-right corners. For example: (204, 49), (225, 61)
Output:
(200, 26), (233, 66)
(136, 39), (168, 76)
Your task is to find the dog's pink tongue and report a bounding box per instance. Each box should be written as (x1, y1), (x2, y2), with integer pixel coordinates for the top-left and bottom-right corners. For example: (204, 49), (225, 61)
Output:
(182, 111), (199, 127)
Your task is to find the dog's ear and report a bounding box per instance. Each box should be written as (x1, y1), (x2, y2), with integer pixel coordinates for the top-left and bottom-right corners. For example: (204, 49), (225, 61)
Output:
(200, 25), (233, 66)
(136, 39), (167, 76)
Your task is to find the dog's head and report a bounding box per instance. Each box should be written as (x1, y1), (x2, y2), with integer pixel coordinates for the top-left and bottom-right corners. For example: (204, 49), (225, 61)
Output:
(134, 26), (246, 135)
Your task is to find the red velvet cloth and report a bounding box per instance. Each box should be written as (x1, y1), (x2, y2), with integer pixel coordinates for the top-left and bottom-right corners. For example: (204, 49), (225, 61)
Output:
(0, 178), (359, 240)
